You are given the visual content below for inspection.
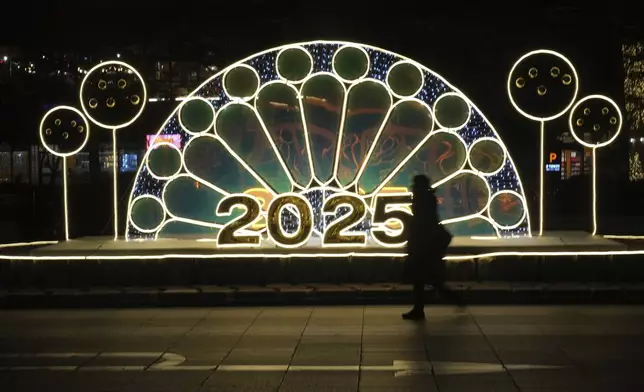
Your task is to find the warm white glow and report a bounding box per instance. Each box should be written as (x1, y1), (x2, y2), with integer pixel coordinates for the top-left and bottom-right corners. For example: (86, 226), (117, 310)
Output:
(320, 192), (368, 247)
(145, 141), (184, 180)
(265, 192), (315, 249)
(176, 97), (216, 135)
(0, 241), (58, 249)
(112, 129), (118, 240)
(124, 41), (532, 240)
(568, 94), (622, 149)
(331, 44), (371, 83)
(539, 120), (544, 236)
(128, 195), (167, 234)
(63, 158), (69, 241)
(79, 60), (148, 130)
(38, 106), (91, 158)
(385, 60), (425, 99)
(466, 137), (507, 177)
(275, 45), (314, 84)
(507, 49), (579, 122)
(567, 94), (622, 236)
(432, 92), (472, 130)
(221, 64), (260, 102)
(215, 194), (263, 248)
(485, 190), (528, 230)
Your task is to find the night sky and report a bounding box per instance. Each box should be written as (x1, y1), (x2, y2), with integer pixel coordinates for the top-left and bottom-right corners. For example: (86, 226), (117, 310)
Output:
(4, 1), (643, 217)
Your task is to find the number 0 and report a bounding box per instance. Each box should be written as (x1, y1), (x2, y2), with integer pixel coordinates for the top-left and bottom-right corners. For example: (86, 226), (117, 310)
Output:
(266, 193), (314, 248)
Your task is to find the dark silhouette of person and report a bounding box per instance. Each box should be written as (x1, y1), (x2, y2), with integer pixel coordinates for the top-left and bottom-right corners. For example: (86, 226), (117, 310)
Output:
(402, 174), (452, 320)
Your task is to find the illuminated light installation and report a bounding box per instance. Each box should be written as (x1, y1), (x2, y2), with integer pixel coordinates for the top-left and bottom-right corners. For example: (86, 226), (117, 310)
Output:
(568, 95), (622, 236)
(80, 61), (147, 240)
(126, 41), (531, 248)
(508, 50), (579, 236)
(39, 106), (91, 241)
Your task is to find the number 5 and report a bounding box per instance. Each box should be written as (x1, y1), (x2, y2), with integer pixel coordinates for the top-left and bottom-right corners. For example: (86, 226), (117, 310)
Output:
(370, 193), (412, 247)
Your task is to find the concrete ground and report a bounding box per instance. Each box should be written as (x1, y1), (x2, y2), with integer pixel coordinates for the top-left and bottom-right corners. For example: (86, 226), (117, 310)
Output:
(1, 305), (643, 391)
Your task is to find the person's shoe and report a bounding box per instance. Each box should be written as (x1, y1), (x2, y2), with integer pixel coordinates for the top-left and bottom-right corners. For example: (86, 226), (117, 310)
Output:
(401, 309), (425, 320)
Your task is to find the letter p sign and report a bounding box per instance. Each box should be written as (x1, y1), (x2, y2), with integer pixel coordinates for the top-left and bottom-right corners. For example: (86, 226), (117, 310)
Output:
(549, 152), (557, 163)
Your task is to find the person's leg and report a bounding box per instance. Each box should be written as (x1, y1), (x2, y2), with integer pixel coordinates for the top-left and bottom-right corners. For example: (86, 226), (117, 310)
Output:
(403, 259), (425, 320)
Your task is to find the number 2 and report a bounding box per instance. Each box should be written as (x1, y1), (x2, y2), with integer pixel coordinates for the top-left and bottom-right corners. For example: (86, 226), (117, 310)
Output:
(322, 193), (368, 246)
(216, 194), (262, 247)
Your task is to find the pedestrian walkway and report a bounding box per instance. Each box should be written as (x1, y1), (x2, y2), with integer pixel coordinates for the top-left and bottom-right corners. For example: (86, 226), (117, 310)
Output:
(1, 305), (643, 391)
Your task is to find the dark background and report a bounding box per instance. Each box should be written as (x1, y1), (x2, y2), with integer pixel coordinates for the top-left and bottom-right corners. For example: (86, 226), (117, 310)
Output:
(1, 1), (643, 240)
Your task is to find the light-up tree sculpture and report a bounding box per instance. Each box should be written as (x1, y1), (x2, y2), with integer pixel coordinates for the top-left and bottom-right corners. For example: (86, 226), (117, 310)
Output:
(79, 61), (147, 240)
(568, 95), (622, 235)
(39, 106), (90, 241)
(508, 50), (579, 236)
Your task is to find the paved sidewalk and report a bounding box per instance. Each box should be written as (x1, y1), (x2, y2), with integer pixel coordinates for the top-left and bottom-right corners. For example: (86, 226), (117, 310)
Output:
(1, 305), (644, 391)
(2, 282), (644, 308)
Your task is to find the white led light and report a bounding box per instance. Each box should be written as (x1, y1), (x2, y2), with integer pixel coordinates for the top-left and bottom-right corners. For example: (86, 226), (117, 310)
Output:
(485, 190), (529, 230)
(176, 96), (216, 135)
(124, 41), (532, 241)
(466, 137), (508, 177)
(331, 44), (371, 83)
(568, 94), (622, 236)
(221, 63), (261, 102)
(275, 45), (314, 84)
(128, 195), (167, 233)
(144, 141), (183, 181)
(385, 60), (425, 99)
(432, 92), (472, 131)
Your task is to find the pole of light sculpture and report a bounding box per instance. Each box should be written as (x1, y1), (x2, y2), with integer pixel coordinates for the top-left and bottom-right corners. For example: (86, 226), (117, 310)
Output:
(568, 95), (622, 236)
(507, 50), (579, 236)
(39, 106), (91, 241)
(80, 61), (147, 240)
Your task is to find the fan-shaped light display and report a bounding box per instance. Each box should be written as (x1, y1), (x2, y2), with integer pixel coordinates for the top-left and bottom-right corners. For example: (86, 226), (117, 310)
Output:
(126, 41), (531, 247)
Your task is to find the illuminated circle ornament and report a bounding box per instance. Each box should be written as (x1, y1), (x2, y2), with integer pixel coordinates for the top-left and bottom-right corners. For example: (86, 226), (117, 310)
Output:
(80, 61), (147, 129)
(178, 97), (216, 135)
(568, 95), (622, 148)
(39, 105), (91, 242)
(507, 49), (578, 237)
(126, 41), (532, 245)
(507, 50), (579, 122)
(39, 106), (90, 157)
(568, 94), (622, 236)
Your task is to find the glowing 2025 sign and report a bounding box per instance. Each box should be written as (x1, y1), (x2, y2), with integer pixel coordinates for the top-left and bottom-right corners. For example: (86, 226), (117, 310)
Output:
(126, 41), (531, 248)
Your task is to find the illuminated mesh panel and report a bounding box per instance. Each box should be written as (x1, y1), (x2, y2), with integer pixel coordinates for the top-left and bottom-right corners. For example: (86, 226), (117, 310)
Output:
(126, 41), (531, 241)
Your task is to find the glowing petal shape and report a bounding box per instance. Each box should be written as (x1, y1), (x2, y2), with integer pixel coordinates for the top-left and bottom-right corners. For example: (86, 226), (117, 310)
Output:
(163, 175), (240, 226)
(468, 137), (506, 175)
(126, 41), (531, 240)
(215, 103), (291, 194)
(337, 80), (393, 187)
(443, 217), (497, 237)
(435, 171), (490, 222)
(179, 97), (215, 135)
(147, 143), (182, 180)
(130, 196), (165, 233)
(488, 190), (527, 229)
(385, 130), (467, 189)
(157, 219), (219, 239)
(300, 73), (346, 183)
(255, 82), (313, 187)
(357, 100), (434, 194)
(183, 135), (264, 194)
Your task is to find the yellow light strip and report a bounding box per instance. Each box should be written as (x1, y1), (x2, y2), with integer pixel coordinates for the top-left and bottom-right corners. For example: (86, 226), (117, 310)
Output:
(2, 248), (644, 261)
(603, 235), (644, 240)
(0, 241), (58, 249)
(566, 94), (623, 236)
(112, 129), (118, 240)
(539, 120), (544, 236)
(124, 41), (533, 240)
(63, 158), (69, 241)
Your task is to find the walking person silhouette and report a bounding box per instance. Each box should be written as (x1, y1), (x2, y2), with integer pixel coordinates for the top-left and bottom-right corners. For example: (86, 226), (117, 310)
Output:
(402, 175), (453, 320)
